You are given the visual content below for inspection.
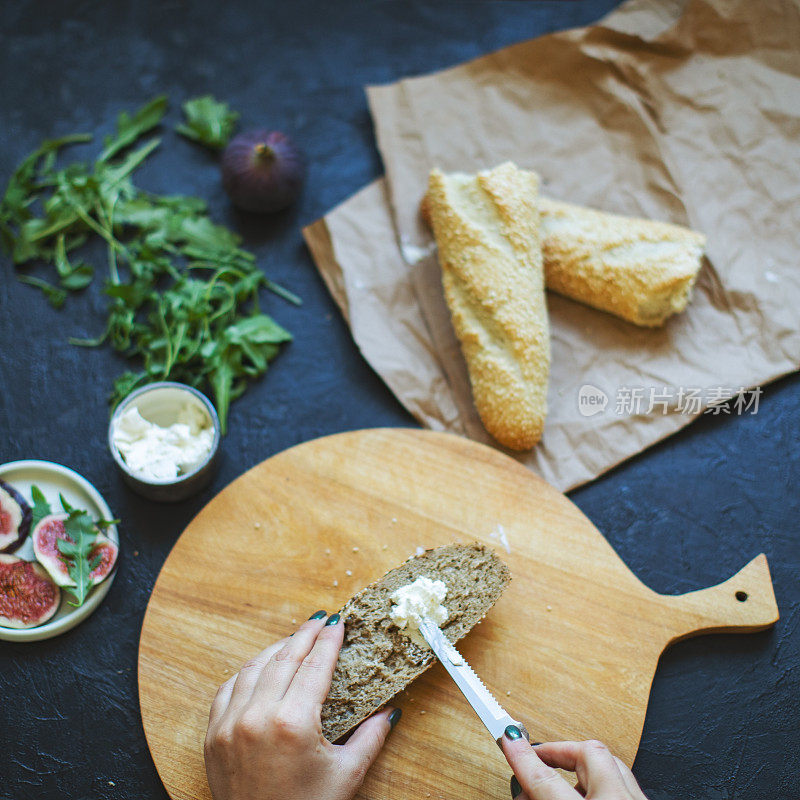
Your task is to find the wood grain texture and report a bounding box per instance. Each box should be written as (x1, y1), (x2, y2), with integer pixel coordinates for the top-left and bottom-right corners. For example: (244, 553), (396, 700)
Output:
(138, 429), (778, 800)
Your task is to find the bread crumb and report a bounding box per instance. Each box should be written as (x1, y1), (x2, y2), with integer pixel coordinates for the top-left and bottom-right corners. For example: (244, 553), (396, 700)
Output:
(292, 618), (297, 624)
(325, 548), (331, 555)
(506, 690), (511, 696)
(546, 605), (552, 612)
(420, 710), (426, 714)
(382, 544), (388, 550)
(333, 580), (339, 587)
(352, 546), (359, 553)
(254, 521), (261, 529)
(415, 546), (425, 556)
(345, 570), (352, 576)
(391, 517), (397, 523)
(489, 523), (511, 554)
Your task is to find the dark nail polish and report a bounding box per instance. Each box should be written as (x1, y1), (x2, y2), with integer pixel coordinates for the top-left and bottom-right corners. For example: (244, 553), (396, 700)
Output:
(510, 775), (522, 798)
(325, 613), (341, 626)
(388, 708), (402, 729)
(308, 610), (327, 620)
(531, 741), (542, 747)
(505, 725), (523, 741)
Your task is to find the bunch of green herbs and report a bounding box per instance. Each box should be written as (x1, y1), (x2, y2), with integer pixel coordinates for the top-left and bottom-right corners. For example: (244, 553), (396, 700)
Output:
(0, 95), (296, 433)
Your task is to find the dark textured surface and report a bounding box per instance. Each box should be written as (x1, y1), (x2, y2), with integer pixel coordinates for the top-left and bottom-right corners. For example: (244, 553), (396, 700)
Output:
(0, 2), (797, 799)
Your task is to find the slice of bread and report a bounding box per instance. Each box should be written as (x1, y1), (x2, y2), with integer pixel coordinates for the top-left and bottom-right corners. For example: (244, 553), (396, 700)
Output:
(426, 162), (551, 450)
(321, 543), (511, 742)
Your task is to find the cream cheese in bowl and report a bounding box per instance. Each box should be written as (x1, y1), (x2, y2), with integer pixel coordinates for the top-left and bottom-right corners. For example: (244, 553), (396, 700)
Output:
(112, 403), (214, 482)
(108, 382), (220, 501)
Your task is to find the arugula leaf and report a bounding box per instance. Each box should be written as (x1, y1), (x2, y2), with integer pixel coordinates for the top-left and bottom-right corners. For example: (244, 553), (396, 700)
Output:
(57, 505), (99, 607)
(99, 95), (167, 162)
(1, 95), (296, 433)
(29, 485), (53, 530)
(176, 95), (239, 150)
(54, 235), (93, 290)
(0, 133), (91, 253)
(17, 275), (67, 308)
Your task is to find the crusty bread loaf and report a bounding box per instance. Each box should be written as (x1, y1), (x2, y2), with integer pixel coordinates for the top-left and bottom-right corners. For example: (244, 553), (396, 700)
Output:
(539, 198), (706, 327)
(421, 174), (706, 328)
(321, 543), (510, 742)
(425, 162), (550, 450)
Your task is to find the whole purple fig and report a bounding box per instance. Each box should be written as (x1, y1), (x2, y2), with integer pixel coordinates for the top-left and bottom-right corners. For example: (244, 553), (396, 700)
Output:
(221, 129), (306, 214)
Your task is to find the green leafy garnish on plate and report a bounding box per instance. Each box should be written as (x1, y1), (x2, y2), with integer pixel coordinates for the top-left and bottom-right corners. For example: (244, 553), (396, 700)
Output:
(26, 488), (119, 609)
(0, 96), (296, 433)
(176, 95), (239, 150)
(29, 485), (52, 530)
(57, 495), (101, 607)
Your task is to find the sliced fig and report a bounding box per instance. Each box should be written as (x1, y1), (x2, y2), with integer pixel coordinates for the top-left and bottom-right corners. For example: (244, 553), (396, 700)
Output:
(0, 480), (32, 553)
(0, 554), (61, 628)
(32, 514), (118, 588)
(86, 533), (118, 586)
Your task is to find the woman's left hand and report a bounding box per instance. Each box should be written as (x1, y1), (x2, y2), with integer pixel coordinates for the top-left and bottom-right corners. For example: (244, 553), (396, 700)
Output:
(204, 611), (400, 800)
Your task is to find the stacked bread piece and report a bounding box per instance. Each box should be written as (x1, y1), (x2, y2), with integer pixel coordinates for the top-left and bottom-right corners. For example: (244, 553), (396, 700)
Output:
(423, 162), (707, 450)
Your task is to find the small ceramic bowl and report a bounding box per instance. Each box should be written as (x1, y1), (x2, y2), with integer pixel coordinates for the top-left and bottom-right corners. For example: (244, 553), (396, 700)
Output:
(108, 382), (221, 502)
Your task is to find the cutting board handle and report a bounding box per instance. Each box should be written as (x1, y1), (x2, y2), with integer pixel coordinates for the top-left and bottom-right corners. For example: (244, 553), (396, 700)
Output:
(662, 554), (779, 644)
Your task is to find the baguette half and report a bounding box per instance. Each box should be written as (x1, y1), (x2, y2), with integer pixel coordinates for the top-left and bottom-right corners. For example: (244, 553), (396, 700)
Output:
(426, 162), (551, 450)
(539, 197), (706, 326)
(321, 543), (510, 742)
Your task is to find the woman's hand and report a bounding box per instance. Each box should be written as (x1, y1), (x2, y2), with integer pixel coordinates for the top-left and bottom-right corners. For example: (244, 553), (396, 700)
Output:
(204, 611), (401, 800)
(502, 727), (649, 799)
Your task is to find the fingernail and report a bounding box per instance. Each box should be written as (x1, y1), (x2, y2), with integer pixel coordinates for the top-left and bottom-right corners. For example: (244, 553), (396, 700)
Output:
(308, 610), (327, 620)
(531, 741), (542, 747)
(325, 613), (341, 626)
(388, 708), (402, 729)
(510, 775), (522, 798)
(505, 725), (523, 741)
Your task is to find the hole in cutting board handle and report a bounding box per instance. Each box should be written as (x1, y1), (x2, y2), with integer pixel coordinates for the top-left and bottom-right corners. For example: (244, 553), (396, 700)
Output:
(735, 590), (748, 602)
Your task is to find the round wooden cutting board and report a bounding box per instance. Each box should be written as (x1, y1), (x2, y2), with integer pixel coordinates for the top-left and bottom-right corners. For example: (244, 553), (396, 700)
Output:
(138, 429), (777, 800)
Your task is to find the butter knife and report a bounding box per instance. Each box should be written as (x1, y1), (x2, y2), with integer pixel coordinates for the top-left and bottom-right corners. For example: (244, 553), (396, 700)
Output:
(417, 617), (528, 746)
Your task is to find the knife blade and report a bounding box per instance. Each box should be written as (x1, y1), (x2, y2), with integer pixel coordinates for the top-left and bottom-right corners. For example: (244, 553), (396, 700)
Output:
(418, 617), (527, 745)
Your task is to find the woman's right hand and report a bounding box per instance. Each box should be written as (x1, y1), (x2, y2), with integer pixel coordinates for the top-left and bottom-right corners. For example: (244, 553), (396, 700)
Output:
(501, 727), (649, 799)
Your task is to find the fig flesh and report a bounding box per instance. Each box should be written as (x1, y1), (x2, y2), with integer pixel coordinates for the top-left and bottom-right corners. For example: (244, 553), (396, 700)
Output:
(221, 129), (306, 213)
(32, 514), (118, 588)
(0, 480), (32, 553)
(0, 554), (61, 628)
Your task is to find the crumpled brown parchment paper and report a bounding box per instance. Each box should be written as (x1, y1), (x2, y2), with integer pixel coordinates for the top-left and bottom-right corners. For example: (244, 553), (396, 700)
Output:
(303, 0), (800, 491)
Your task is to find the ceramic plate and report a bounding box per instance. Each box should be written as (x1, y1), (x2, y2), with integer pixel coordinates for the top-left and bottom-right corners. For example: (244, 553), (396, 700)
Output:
(0, 460), (119, 642)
